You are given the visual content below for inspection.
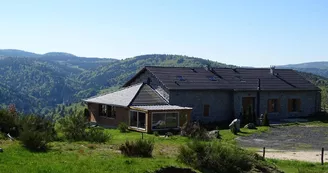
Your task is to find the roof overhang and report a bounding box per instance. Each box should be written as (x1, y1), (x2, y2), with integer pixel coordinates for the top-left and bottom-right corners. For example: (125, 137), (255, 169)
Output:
(130, 105), (193, 112)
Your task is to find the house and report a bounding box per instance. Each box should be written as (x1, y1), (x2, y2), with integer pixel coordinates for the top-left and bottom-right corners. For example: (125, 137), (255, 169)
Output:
(83, 83), (192, 133)
(84, 66), (321, 132)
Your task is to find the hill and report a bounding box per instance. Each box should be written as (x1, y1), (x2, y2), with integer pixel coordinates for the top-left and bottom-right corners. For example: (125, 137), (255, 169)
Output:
(278, 61), (328, 78)
(0, 52), (232, 114)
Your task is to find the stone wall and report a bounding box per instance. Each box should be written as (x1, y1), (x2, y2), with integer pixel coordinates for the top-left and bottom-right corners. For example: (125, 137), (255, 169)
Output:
(169, 90), (234, 122)
(233, 90), (321, 119)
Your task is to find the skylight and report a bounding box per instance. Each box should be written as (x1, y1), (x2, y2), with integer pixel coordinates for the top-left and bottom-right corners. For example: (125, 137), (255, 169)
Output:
(176, 75), (185, 81)
(208, 76), (217, 81)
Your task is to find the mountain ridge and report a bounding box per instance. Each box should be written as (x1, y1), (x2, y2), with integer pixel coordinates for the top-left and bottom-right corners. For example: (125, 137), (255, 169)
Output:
(0, 49), (327, 114)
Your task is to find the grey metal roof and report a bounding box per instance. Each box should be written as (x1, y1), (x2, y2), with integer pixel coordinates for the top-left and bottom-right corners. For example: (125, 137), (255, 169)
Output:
(83, 83), (143, 107)
(125, 66), (319, 91)
(130, 105), (192, 111)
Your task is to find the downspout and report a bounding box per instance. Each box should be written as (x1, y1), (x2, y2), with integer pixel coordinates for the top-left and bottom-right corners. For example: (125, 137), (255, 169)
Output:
(256, 78), (261, 125)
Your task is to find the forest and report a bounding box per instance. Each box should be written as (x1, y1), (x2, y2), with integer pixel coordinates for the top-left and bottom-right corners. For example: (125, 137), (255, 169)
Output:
(0, 49), (327, 115)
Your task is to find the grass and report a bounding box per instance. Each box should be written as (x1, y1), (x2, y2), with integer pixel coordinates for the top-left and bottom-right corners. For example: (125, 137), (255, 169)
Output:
(219, 126), (269, 144)
(1, 126), (326, 173)
(0, 129), (193, 173)
(268, 159), (328, 173)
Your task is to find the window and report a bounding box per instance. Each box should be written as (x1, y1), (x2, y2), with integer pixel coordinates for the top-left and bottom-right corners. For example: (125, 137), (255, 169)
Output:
(203, 104), (210, 117)
(208, 76), (217, 81)
(99, 104), (116, 118)
(129, 111), (146, 129)
(176, 75), (185, 81)
(268, 99), (280, 113)
(288, 99), (301, 112)
(152, 112), (179, 129)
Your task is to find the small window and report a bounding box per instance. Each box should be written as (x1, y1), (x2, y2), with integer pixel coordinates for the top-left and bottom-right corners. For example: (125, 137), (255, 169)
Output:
(176, 75), (185, 81)
(288, 99), (301, 112)
(99, 104), (116, 118)
(203, 104), (210, 117)
(268, 99), (280, 113)
(208, 76), (217, 81)
(191, 68), (197, 73)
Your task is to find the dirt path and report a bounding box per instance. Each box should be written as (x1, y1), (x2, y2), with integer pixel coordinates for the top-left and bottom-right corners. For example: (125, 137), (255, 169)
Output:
(255, 149), (327, 163)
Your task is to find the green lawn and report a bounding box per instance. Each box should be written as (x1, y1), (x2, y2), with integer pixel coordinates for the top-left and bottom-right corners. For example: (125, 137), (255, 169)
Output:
(1, 127), (327, 173)
(268, 159), (328, 173)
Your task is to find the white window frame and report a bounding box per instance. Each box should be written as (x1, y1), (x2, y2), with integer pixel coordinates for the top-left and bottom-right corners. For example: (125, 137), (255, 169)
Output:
(151, 112), (180, 130)
(129, 110), (146, 130)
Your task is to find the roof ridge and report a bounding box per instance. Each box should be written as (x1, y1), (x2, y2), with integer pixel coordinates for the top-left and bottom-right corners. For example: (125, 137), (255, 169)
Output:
(84, 83), (143, 100)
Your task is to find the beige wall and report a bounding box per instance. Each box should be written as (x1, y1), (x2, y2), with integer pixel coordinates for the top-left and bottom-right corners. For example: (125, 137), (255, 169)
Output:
(87, 103), (129, 128)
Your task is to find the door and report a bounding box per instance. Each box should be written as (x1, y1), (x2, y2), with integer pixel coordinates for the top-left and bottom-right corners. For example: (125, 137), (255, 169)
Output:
(242, 97), (255, 123)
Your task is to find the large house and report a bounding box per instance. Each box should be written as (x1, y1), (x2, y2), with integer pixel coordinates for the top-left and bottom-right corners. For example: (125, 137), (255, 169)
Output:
(84, 66), (321, 132)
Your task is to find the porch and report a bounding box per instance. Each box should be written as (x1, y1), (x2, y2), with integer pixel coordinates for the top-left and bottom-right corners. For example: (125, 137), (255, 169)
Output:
(129, 105), (192, 133)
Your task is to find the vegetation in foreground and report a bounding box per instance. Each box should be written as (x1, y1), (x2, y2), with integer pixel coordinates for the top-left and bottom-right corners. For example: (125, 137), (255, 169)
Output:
(2, 107), (328, 172)
(268, 159), (328, 173)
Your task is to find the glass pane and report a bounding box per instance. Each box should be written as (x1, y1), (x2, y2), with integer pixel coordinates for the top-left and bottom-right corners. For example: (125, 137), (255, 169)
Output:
(152, 113), (166, 129)
(130, 111), (138, 127)
(138, 112), (146, 129)
(166, 113), (178, 128)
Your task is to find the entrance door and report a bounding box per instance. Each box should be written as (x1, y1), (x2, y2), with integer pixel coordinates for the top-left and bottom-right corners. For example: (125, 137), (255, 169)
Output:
(242, 97), (255, 122)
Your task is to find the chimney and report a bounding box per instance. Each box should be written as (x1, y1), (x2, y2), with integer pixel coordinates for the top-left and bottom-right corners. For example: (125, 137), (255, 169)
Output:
(270, 66), (276, 75)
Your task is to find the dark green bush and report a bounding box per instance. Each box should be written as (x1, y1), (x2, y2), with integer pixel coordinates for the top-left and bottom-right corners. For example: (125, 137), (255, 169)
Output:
(262, 112), (270, 126)
(165, 132), (173, 137)
(0, 109), (19, 137)
(86, 127), (110, 143)
(19, 115), (56, 151)
(177, 141), (261, 173)
(118, 122), (129, 133)
(58, 111), (88, 141)
(153, 131), (159, 136)
(119, 139), (154, 157)
(181, 122), (211, 140)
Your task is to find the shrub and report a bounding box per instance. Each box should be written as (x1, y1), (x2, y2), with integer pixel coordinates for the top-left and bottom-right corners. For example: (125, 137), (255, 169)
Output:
(181, 122), (211, 140)
(86, 127), (110, 143)
(165, 132), (173, 137)
(19, 115), (56, 151)
(119, 139), (154, 157)
(262, 112), (270, 126)
(118, 122), (129, 133)
(178, 141), (261, 173)
(58, 111), (88, 141)
(0, 109), (19, 137)
(153, 131), (159, 136)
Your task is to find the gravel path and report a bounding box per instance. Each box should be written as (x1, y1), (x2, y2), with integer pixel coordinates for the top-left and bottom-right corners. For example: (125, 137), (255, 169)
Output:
(237, 126), (328, 150)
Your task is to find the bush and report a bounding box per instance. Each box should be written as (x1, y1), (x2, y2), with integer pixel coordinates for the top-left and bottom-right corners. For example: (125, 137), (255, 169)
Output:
(0, 109), (19, 137)
(58, 111), (88, 141)
(19, 115), (56, 151)
(118, 122), (129, 133)
(119, 139), (154, 157)
(181, 122), (211, 140)
(178, 141), (263, 173)
(86, 127), (110, 143)
(153, 131), (159, 136)
(262, 112), (270, 126)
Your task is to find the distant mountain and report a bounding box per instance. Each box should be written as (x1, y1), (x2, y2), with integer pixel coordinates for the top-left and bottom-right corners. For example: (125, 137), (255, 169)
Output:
(278, 61), (328, 78)
(0, 52), (233, 114)
(0, 49), (118, 71)
(280, 61), (328, 69)
(0, 49), (40, 58)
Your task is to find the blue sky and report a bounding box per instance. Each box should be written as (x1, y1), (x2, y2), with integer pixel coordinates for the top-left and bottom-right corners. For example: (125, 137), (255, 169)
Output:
(0, 0), (327, 67)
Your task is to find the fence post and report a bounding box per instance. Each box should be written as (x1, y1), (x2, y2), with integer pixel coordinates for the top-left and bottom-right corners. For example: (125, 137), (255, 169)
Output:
(141, 132), (144, 139)
(322, 148), (324, 165)
(263, 147), (266, 159)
